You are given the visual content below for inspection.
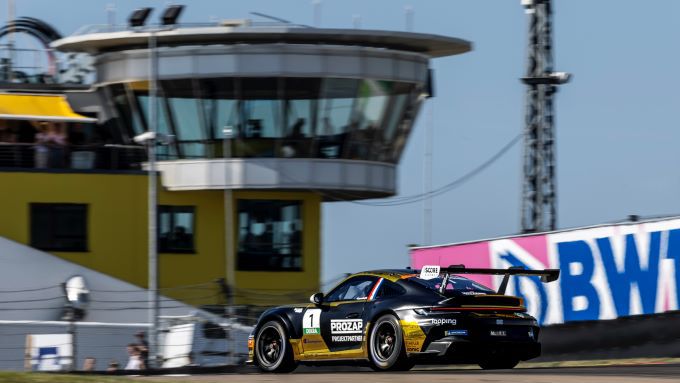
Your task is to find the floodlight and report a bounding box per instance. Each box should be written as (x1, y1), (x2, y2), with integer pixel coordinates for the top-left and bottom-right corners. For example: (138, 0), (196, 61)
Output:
(549, 71), (571, 84)
(129, 7), (152, 28)
(133, 131), (175, 145)
(65, 275), (90, 310)
(161, 4), (185, 26)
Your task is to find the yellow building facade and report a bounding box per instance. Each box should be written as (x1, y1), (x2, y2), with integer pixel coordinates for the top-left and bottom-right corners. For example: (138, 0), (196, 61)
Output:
(0, 171), (320, 307)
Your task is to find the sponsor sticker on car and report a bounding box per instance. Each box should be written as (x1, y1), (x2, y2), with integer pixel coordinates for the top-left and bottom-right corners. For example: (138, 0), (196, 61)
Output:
(303, 309), (321, 335)
(445, 329), (468, 336)
(420, 265), (441, 280)
(332, 335), (363, 342)
(330, 319), (363, 342)
(431, 318), (457, 326)
(330, 319), (363, 334)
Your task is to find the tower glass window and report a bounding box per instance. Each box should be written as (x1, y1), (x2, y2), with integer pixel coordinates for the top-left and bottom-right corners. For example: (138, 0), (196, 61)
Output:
(237, 199), (302, 271)
(158, 205), (196, 253)
(111, 76), (419, 163)
(30, 203), (88, 252)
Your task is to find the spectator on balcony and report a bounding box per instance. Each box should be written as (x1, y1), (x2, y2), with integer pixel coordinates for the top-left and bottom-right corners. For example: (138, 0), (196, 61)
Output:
(52, 123), (68, 167)
(35, 122), (67, 168)
(34, 122), (50, 168)
(69, 123), (97, 169)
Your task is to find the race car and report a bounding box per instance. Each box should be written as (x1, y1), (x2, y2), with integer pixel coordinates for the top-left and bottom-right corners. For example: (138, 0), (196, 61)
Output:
(247, 265), (559, 372)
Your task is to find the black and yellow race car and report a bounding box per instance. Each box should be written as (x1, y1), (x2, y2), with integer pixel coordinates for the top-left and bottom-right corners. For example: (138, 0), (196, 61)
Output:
(247, 265), (559, 372)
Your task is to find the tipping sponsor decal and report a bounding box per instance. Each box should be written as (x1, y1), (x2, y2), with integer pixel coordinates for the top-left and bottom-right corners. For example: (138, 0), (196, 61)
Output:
(294, 307), (304, 313)
(431, 318), (457, 326)
(330, 319), (363, 342)
(420, 265), (441, 280)
(302, 309), (321, 335)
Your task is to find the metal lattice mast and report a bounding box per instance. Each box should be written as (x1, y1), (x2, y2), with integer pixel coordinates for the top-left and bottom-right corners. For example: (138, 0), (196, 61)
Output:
(520, 0), (569, 233)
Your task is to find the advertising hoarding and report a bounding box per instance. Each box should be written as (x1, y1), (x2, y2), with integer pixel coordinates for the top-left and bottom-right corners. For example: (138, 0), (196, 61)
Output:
(410, 218), (680, 325)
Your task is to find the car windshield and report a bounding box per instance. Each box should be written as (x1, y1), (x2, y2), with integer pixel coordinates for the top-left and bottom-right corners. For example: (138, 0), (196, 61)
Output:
(407, 275), (495, 297)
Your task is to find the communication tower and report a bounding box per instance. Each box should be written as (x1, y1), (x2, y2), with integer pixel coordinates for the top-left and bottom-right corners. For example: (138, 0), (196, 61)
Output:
(520, 0), (570, 233)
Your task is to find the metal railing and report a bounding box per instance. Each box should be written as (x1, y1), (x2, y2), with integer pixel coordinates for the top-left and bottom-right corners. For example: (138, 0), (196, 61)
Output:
(70, 21), (311, 37)
(0, 142), (146, 171)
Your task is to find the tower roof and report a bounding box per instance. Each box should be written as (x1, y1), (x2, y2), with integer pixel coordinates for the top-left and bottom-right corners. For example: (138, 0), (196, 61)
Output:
(52, 25), (472, 58)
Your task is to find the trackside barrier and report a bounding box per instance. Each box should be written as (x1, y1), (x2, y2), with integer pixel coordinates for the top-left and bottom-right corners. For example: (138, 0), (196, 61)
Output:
(538, 310), (680, 360)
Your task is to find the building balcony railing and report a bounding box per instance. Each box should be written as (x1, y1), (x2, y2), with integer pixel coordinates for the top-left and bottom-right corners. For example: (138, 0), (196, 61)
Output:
(0, 143), (146, 171)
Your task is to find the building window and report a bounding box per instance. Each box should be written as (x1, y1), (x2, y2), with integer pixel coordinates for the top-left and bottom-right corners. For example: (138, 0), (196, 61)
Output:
(30, 203), (88, 252)
(237, 199), (302, 271)
(158, 206), (196, 253)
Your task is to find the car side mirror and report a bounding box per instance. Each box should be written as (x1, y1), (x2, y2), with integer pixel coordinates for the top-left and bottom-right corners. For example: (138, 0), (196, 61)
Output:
(310, 292), (324, 305)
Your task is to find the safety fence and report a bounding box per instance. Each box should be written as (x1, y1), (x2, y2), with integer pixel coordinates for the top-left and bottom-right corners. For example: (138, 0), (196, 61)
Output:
(0, 143), (146, 171)
(0, 280), (319, 372)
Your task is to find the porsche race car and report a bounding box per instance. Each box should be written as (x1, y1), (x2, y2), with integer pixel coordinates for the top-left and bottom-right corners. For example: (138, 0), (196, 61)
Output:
(247, 265), (559, 372)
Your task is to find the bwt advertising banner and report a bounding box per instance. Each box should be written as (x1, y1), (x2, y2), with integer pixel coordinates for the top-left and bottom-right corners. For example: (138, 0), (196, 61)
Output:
(410, 218), (680, 325)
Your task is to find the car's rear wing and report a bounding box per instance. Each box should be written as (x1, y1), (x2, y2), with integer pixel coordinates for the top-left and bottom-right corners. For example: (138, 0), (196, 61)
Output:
(417, 264), (560, 295)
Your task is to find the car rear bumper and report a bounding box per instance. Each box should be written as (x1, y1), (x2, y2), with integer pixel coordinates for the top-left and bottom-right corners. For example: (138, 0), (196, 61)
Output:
(411, 338), (541, 363)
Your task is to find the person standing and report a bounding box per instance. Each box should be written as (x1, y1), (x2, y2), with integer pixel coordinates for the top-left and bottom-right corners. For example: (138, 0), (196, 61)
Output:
(135, 331), (150, 368)
(124, 344), (142, 370)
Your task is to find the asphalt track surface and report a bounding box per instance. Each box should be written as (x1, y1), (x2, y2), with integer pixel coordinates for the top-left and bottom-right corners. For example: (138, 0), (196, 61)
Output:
(136, 364), (680, 382)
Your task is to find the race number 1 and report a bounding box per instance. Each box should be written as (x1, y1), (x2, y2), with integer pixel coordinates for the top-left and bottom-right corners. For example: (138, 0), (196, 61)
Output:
(303, 308), (321, 335)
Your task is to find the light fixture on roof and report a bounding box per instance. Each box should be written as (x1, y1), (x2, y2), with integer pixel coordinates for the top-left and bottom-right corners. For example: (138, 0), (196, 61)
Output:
(161, 4), (185, 26)
(128, 7), (152, 27)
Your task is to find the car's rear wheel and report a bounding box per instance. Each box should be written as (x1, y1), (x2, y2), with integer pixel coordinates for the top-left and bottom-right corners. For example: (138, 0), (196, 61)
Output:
(478, 357), (519, 370)
(368, 314), (412, 371)
(254, 320), (297, 373)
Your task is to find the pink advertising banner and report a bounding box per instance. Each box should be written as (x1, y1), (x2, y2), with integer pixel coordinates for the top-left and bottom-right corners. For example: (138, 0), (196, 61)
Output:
(410, 218), (680, 325)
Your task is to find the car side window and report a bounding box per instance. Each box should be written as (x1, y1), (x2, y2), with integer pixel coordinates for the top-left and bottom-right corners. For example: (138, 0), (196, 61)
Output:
(325, 276), (378, 302)
(375, 280), (406, 300)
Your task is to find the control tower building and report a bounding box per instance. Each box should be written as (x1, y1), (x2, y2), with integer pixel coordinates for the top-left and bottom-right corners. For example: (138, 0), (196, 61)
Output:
(0, 16), (470, 309)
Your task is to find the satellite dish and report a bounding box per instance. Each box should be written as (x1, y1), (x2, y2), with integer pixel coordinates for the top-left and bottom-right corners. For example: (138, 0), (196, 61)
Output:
(65, 275), (90, 310)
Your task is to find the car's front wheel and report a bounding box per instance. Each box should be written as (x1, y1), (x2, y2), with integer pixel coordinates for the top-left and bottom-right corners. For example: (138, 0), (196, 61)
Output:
(254, 320), (297, 373)
(368, 314), (412, 371)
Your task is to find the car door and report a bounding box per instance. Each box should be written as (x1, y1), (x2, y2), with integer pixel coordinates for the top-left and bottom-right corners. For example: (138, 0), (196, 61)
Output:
(318, 275), (378, 353)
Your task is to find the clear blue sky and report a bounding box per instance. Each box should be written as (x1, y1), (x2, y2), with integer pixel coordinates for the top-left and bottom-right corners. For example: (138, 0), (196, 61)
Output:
(7, 0), (680, 287)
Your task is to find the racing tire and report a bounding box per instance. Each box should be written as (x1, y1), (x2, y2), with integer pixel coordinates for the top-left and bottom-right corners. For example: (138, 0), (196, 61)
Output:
(254, 320), (298, 373)
(368, 314), (411, 371)
(478, 358), (519, 370)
